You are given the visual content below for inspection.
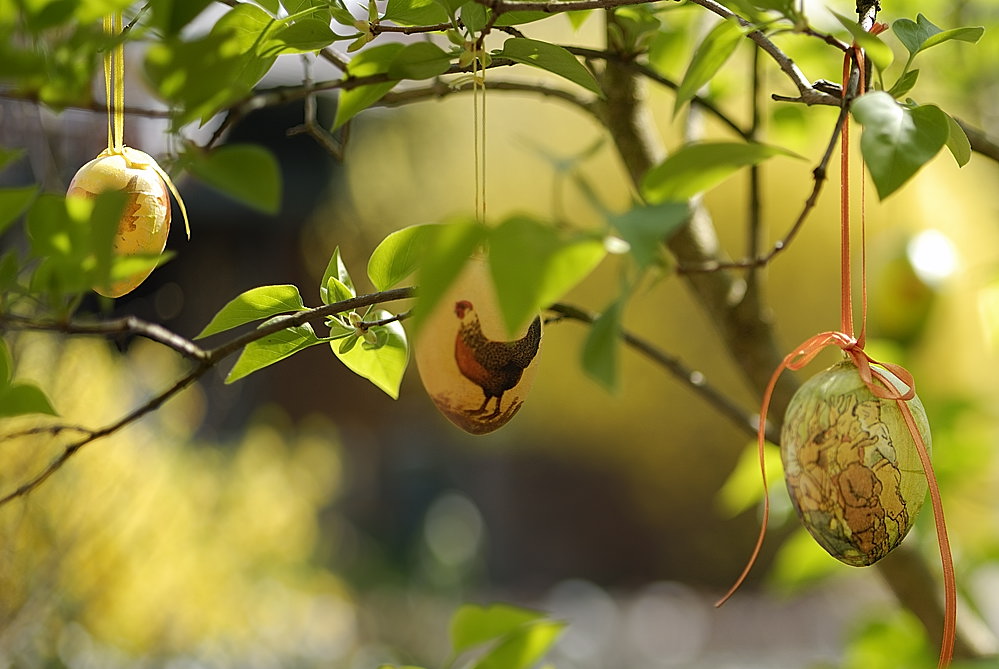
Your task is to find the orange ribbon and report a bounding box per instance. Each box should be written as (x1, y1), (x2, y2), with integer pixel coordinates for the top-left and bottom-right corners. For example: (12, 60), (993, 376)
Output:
(715, 21), (956, 669)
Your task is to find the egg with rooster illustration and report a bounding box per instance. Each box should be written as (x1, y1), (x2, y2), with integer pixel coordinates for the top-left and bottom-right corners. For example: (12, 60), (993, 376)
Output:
(415, 255), (543, 435)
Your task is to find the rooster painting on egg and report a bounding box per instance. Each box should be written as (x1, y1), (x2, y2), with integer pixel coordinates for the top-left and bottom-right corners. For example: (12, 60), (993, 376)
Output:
(415, 257), (543, 435)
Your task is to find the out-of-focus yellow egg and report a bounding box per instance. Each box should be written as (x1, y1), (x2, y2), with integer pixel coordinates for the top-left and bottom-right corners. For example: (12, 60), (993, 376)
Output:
(68, 149), (171, 297)
(415, 256), (543, 435)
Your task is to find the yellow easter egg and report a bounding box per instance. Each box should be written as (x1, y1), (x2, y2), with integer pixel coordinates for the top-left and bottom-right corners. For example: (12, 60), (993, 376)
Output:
(67, 149), (171, 297)
(415, 256), (542, 435)
(781, 360), (931, 566)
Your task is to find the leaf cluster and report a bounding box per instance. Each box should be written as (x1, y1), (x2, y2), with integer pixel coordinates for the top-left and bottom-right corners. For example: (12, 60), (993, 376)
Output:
(381, 603), (564, 669)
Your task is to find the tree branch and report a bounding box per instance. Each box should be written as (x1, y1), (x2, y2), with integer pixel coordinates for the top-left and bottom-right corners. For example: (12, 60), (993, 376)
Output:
(686, 0), (842, 107)
(0, 287), (416, 506)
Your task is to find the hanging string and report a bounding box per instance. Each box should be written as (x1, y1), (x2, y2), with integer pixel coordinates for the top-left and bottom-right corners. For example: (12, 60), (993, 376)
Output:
(104, 12), (125, 153)
(471, 38), (487, 224)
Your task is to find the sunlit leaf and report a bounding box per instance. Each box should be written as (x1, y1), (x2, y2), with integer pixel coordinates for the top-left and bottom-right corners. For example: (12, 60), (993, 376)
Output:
(716, 439), (783, 517)
(367, 223), (434, 290)
(332, 309), (408, 398)
(769, 528), (840, 593)
(320, 246), (355, 305)
(197, 285), (307, 338)
(144, 5), (280, 125)
(450, 604), (547, 656)
(832, 10), (893, 71)
(944, 113), (972, 168)
(471, 621), (565, 669)
(851, 92), (949, 199)
(226, 320), (322, 382)
(186, 144), (282, 214)
(488, 215), (605, 334)
(333, 43), (404, 128)
(383, 0), (449, 25)
(582, 299), (623, 391)
(496, 38), (602, 97)
(674, 17), (742, 116)
(0, 382), (59, 418)
(266, 18), (337, 54)
(642, 142), (799, 204)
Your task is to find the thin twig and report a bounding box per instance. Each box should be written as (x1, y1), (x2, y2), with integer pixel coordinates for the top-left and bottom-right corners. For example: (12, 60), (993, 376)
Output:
(378, 78), (599, 119)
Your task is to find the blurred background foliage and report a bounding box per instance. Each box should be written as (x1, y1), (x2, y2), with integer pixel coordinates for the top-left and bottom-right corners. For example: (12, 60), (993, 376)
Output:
(2, 0), (999, 666)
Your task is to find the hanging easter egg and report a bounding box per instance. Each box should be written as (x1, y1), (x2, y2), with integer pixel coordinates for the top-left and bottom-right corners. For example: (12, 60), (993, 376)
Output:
(415, 255), (542, 435)
(780, 359), (931, 567)
(67, 148), (172, 298)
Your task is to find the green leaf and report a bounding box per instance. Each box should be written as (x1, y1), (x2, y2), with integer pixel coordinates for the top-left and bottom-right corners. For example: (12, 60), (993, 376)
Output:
(196, 285), (307, 338)
(944, 113), (972, 168)
(887, 68), (919, 99)
(852, 91), (949, 199)
(494, 10), (549, 27)
(716, 439), (783, 517)
(267, 18), (337, 54)
(0, 148), (25, 173)
(226, 320), (321, 382)
(608, 202), (688, 269)
(149, 0), (214, 35)
(0, 185), (39, 235)
(0, 382), (59, 418)
(459, 1), (488, 33)
(674, 17), (743, 116)
(893, 15), (937, 56)
(893, 14), (983, 57)
(144, 5), (280, 125)
(497, 38), (602, 97)
(367, 224), (433, 290)
(320, 246), (355, 305)
(832, 10), (893, 71)
(921, 25), (984, 51)
(471, 621), (565, 669)
(0, 339), (11, 385)
(410, 220), (488, 332)
(388, 42), (452, 80)
(333, 43), (405, 129)
(642, 141), (799, 204)
(187, 144), (282, 214)
(332, 309), (408, 398)
(582, 299), (623, 391)
(383, 0), (449, 25)
(89, 190), (129, 287)
(488, 215), (605, 334)
(566, 10), (591, 30)
(450, 604), (547, 655)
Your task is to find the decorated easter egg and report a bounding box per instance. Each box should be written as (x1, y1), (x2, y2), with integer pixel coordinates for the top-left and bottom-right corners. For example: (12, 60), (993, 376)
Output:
(415, 256), (542, 435)
(67, 148), (171, 297)
(781, 360), (931, 566)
